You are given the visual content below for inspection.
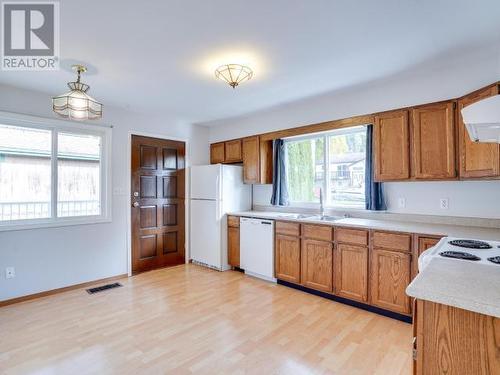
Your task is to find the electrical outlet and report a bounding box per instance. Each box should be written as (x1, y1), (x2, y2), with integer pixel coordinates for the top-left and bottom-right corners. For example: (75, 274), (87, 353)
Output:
(440, 198), (449, 210)
(398, 197), (406, 208)
(5, 267), (15, 279)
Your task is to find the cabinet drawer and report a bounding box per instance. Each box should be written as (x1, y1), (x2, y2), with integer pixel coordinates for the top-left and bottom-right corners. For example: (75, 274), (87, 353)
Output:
(335, 227), (368, 246)
(302, 224), (332, 241)
(275, 221), (300, 236)
(227, 215), (240, 228)
(372, 231), (411, 252)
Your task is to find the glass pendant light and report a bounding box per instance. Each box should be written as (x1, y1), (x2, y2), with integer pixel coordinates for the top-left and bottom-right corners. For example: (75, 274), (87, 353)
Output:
(52, 65), (103, 120)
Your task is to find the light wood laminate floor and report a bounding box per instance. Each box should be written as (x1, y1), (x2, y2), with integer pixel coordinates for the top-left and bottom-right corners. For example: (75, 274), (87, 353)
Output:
(0, 265), (412, 374)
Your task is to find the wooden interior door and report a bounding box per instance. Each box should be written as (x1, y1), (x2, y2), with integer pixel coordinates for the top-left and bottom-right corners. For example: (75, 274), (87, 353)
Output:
(131, 135), (185, 274)
(458, 85), (500, 178)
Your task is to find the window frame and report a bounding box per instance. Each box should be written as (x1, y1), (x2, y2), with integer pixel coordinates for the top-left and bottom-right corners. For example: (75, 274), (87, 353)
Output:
(0, 111), (112, 232)
(284, 125), (367, 209)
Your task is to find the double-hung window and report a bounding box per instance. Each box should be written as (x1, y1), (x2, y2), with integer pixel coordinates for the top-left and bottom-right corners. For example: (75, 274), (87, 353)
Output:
(0, 112), (111, 230)
(284, 126), (367, 208)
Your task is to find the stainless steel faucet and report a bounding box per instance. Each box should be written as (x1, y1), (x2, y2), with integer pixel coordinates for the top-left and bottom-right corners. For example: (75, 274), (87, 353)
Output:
(319, 187), (325, 218)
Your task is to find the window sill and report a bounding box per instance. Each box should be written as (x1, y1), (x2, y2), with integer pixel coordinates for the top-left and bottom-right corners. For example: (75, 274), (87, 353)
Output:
(0, 216), (112, 232)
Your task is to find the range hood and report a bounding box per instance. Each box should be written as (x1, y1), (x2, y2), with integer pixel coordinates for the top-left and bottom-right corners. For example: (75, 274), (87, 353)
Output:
(461, 94), (500, 143)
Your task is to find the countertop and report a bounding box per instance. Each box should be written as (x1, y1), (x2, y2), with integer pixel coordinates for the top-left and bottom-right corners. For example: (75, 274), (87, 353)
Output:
(230, 210), (500, 317)
(228, 211), (500, 241)
(406, 256), (500, 318)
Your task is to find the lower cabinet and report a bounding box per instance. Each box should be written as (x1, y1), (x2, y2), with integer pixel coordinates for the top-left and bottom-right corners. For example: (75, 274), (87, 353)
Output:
(414, 299), (500, 374)
(301, 239), (333, 293)
(412, 236), (441, 280)
(370, 248), (411, 314)
(275, 234), (301, 284)
(227, 216), (240, 267)
(335, 244), (369, 302)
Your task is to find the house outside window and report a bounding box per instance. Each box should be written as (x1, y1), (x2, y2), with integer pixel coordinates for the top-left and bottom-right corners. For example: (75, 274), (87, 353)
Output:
(284, 126), (367, 208)
(0, 112), (111, 230)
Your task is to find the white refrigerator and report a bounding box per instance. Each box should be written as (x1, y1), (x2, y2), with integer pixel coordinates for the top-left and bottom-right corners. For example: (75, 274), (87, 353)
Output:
(190, 164), (251, 271)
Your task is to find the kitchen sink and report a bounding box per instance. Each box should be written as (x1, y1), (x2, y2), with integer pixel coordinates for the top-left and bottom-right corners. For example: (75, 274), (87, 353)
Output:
(275, 213), (313, 219)
(275, 213), (341, 222)
(305, 215), (342, 222)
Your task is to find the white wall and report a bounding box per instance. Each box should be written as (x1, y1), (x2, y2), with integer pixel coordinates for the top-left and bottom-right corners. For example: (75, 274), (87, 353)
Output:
(0, 84), (209, 301)
(208, 45), (500, 219)
(253, 181), (500, 219)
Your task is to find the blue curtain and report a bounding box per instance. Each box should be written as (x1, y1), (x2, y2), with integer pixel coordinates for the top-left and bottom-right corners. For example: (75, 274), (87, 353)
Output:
(270, 139), (289, 206)
(365, 125), (386, 211)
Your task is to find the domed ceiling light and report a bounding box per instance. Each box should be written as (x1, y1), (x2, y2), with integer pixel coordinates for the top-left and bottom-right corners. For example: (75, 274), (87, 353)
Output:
(52, 64), (103, 120)
(215, 64), (253, 88)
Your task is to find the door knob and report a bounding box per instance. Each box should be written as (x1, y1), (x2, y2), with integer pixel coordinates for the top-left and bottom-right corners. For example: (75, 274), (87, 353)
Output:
(132, 201), (139, 208)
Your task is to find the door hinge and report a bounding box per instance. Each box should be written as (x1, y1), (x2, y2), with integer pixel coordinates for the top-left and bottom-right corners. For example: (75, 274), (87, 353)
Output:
(412, 337), (417, 360)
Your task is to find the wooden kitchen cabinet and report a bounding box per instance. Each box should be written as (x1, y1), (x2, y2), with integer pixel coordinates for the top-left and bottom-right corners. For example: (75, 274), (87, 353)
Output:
(412, 235), (441, 280)
(210, 142), (225, 164)
(411, 101), (456, 179)
(225, 139), (243, 163)
(335, 243), (368, 302)
(301, 238), (333, 293)
(370, 248), (411, 314)
(242, 136), (273, 184)
(242, 136), (261, 184)
(275, 234), (301, 284)
(227, 216), (240, 267)
(414, 299), (500, 374)
(374, 110), (410, 181)
(458, 84), (500, 179)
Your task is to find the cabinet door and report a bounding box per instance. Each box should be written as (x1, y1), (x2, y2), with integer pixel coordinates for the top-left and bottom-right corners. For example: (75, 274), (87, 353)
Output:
(374, 110), (410, 181)
(411, 236), (441, 280)
(227, 226), (240, 267)
(301, 239), (333, 292)
(275, 234), (301, 284)
(335, 244), (368, 302)
(242, 136), (260, 184)
(225, 139), (243, 163)
(412, 102), (456, 179)
(370, 248), (411, 314)
(458, 85), (500, 178)
(210, 142), (225, 164)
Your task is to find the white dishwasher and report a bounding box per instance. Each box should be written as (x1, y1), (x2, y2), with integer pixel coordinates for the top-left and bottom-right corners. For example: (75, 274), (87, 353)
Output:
(240, 217), (276, 282)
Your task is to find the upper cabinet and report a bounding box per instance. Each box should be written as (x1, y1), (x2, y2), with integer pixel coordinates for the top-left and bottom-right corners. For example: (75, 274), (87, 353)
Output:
(411, 101), (456, 179)
(210, 142), (225, 164)
(210, 139), (242, 164)
(242, 136), (260, 183)
(209, 136), (272, 184)
(210, 82), (500, 183)
(242, 136), (273, 184)
(224, 139), (243, 163)
(374, 110), (410, 181)
(458, 85), (500, 179)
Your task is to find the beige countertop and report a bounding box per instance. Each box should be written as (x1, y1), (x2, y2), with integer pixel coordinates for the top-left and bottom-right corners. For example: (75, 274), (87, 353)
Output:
(406, 257), (500, 318)
(228, 211), (500, 241)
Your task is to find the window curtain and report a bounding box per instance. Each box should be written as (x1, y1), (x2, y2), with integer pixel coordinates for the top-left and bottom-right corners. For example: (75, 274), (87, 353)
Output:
(365, 125), (386, 211)
(270, 139), (289, 206)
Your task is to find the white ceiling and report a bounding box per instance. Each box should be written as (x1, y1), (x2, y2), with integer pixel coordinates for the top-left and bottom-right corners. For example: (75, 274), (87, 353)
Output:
(1, 0), (499, 125)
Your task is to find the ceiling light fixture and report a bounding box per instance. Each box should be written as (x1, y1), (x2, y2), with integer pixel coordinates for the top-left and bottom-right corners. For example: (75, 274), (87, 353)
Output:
(52, 64), (103, 120)
(215, 64), (253, 89)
